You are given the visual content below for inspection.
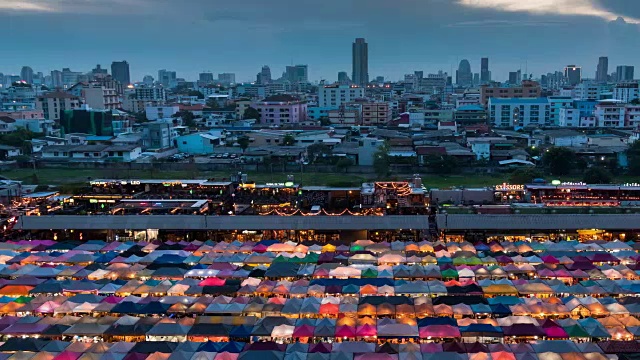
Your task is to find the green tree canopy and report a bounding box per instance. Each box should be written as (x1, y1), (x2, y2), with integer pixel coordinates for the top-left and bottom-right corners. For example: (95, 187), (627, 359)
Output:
(306, 143), (332, 163)
(583, 166), (613, 184)
(373, 142), (391, 178)
(509, 168), (543, 184)
(336, 157), (354, 173)
(243, 107), (260, 120)
(206, 97), (220, 109)
(542, 147), (576, 176)
(237, 136), (250, 152)
(627, 141), (640, 176)
(188, 90), (205, 99)
(423, 154), (460, 174)
(282, 134), (295, 146)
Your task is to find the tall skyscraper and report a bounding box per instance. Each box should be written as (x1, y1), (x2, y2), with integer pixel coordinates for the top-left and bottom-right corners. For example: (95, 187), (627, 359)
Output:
(564, 65), (582, 86)
(257, 66), (272, 85)
(338, 71), (351, 85)
(217, 73), (236, 85)
(143, 75), (155, 86)
(20, 66), (34, 84)
(111, 61), (131, 85)
(352, 38), (369, 86)
(456, 60), (472, 86)
(473, 73), (480, 86)
(480, 58), (490, 83)
(199, 72), (214, 83)
(285, 65), (308, 84)
(51, 70), (62, 88)
(508, 72), (519, 85)
(158, 69), (177, 88)
(596, 57), (609, 83)
(616, 66), (635, 82)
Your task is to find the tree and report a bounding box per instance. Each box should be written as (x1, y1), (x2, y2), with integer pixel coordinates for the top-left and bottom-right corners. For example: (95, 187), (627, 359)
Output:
(205, 97), (220, 109)
(336, 157), (353, 173)
(243, 107), (260, 120)
(373, 143), (391, 178)
(627, 141), (640, 176)
(542, 147), (576, 176)
(306, 143), (332, 163)
(188, 90), (205, 99)
(133, 111), (148, 123)
(583, 166), (613, 184)
(319, 117), (331, 126)
(237, 136), (250, 153)
(173, 111), (195, 128)
(423, 155), (459, 174)
(509, 168), (543, 184)
(282, 134), (295, 146)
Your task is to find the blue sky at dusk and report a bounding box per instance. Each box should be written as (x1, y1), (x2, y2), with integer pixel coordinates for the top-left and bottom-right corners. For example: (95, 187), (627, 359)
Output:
(2, 0), (640, 82)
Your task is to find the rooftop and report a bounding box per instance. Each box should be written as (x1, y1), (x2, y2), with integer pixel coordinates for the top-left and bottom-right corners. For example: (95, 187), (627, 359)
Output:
(489, 97), (548, 104)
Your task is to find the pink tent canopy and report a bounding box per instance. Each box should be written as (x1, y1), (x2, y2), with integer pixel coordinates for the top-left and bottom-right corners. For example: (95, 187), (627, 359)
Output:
(356, 324), (377, 337)
(292, 324), (315, 338)
(419, 325), (461, 338)
(334, 325), (356, 338)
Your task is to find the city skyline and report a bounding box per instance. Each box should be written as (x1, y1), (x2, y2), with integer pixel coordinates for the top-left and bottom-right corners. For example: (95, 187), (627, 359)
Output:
(1, 1), (640, 82)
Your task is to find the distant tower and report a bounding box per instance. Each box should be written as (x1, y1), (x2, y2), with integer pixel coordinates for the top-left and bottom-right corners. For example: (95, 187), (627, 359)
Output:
(257, 65), (272, 84)
(564, 65), (582, 86)
(352, 38), (369, 86)
(111, 61), (131, 85)
(338, 71), (351, 85)
(20, 66), (34, 84)
(456, 59), (472, 86)
(596, 57), (608, 83)
(480, 58), (490, 83)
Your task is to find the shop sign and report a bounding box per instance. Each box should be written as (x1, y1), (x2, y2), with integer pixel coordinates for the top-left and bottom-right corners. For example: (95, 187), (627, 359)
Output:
(495, 183), (524, 191)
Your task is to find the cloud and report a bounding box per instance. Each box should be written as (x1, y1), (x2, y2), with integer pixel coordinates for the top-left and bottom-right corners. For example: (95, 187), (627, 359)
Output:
(0, 0), (157, 14)
(457, 0), (640, 23)
(0, 1), (55, 12)
(448, 19), (568, 28)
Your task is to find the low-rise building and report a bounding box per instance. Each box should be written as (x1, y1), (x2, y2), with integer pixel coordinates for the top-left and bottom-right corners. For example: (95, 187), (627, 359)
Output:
(488, 97), (550, 128)
(0, 116), (16, 134)
(480, 80), (542, 105)
(36, 91), (81, 122)
(328, 107), (360, 125)
(41, 144), (141, 161)
(625, 104), (640, 128)
(454, 105), (487, 125)
(613, 82), (639, 103)
(254, 94), (307, 126)
(595, 100), (626, 128)
(175, 131), (224, 155)
(145, 105), (180, 121)
(543, 129), (588, 146)
(0, 145), (21, 160)
(318, 84), (364, 107)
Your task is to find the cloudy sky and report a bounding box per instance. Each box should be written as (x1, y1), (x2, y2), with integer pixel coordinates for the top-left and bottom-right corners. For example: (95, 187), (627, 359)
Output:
(2, 0), (639, 82)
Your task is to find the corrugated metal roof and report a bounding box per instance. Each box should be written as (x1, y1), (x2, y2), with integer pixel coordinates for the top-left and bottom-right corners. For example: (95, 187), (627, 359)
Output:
(16, 215), (429, 231)
(437, 214), (640, 230)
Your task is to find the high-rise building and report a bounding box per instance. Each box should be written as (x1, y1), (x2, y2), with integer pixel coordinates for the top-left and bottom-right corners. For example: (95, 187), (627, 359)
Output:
(20, 66), (34, 84)
(508, 72), (519, 85)
(616, 66), (635, 82)
(199, 72), (214, 84)
(51, 70), (63, 88)
(158, 70), (177, 88)
(338, 71), (351, 85)
(285, 65), (308, 84)
(564, 65), (582, 86)
(480, 58), (490, 83)
(217, 73), (235, 85)
(352, 38), (369, 87)
(456, 60), (472, 86)
(473, 73), (480, 86)
(596, 57), (609, 83)
(111, 61), (131, 85)
(143, 75), (155, 86)
(91, 64), (108, 80)
(257, 66), (272, 85)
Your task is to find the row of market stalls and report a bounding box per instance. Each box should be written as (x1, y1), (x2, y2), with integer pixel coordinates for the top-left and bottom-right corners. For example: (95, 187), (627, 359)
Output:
(0, 238), (636, 353)
(0, 308), (638, 341)
(1, 338), (639, 360)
